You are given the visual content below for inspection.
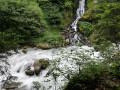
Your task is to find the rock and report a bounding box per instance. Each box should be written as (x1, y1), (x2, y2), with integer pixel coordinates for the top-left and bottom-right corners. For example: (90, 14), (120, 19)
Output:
(17, 66), (22, 73)
(65, 39), (70, 45)
(37, 42), (52, 50)
(24, 63), (34, 76)
(33, 59), (50, 75)
(4, 82), (21, 89)
(40, 60), (49, 69)
(15, 86), (27, 90)
(22, 46), (29, 49)
(25, 70), (34, 76)
(34, 60), (42, 75)
(22, 49), (27, 54)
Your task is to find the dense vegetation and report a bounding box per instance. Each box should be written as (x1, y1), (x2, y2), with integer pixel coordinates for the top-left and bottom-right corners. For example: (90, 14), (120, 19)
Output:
(79, 0), (120, 46)
(0, 0), (47, 52)
(0, 0), (77, 52)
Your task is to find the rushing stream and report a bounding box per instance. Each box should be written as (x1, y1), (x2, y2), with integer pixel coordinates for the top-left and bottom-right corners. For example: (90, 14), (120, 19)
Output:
(0, 46), (101, 90)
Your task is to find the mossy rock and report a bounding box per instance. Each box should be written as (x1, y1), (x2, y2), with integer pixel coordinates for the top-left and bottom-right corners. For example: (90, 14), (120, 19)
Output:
(39, 59), (50, 70)
(37, 42), (53, 50)
(4, 82), (21, 89)
(22, 49), (27, 54)
(33, 59), (50, 75)
(33, 60), (42, 75)
(25, 70), (34, 76)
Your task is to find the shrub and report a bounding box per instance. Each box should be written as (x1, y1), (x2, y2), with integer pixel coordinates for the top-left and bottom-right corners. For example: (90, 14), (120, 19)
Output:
(79, 22), (93, 36)
(110, 61), (120, 78)
(0, 0), (46, 51)
(40, 2), (62, 25)
(64, 62), (108, 90)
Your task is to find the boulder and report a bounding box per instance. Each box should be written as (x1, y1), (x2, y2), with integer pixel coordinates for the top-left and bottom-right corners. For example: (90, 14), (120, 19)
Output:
(65, 39), (70, 45)
(17, 66), (21, 73)
(4, 82), (21, 89)
(40, 60), (49, 69)
(22, 49), (27, 54)
(15, 86), (27, 90)
(33, 59), (50, 75)
(24, 63), (34, 76)
(33, 60), (42, 75)
(37, 42), (52, 50)
(25, 70), (34, 76)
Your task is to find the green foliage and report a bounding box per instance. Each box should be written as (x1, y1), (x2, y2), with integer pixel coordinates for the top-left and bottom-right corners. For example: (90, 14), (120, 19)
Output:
(79, 22), (93, 36)
(40, 2), (62, 25)
(0, 31), (20, 52)
(32, 81), (41, 90)
(64, 1), (73, 10)
(49, 0), (65, 5)
(34, 30), (63, 45)
(0, 0), (46, 52)
(64, 62), (108, 90)
(110, 61), (120, 78)
(87, 0), (120, 45)
(64, 60), (120, 90)
(0, 0), (78, 52)
(95, 2), (120, 42)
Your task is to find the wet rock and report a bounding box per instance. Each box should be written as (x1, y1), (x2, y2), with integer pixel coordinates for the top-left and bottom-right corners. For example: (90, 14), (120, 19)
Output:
(17, 66), (21, 73)
(4, 82), (21, 89)
(24, 63), (34, 76)
(40, 60), (49, 69)
(22, 49), (27, 54)
(34, 59), (50, 75)
(22, 46), (29, 49)
(65, 39), (70, 45)
(25, 70), (34, 76)
(34, 60), (42, 75)
(15, 86), (27, 90)
(37, 42), (52, 50)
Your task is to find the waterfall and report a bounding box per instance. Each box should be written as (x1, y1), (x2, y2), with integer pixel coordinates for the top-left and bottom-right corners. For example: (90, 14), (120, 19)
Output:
(68, 0), (89, 44)
(71, 0), (85, 31)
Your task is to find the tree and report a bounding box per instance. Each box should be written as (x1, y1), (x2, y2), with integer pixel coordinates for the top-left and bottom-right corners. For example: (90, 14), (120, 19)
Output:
(0, 0), (46, 52)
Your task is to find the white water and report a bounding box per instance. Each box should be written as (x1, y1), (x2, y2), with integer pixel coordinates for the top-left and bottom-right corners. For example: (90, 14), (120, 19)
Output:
(68, 0), (88, 44)
(1, 45), (101, 90)
(71, 0), (85, 31)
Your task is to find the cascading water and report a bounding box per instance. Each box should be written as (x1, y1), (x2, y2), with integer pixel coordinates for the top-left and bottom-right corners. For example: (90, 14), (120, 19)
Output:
(68, 0), (89, 44)
(0, 0), (101, 90)
(71, 0), (85, 31)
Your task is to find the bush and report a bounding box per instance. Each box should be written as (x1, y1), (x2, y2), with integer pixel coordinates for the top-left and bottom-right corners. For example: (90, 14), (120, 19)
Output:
(79, 22), (93, 36)
(0, 0), (46, 51)
(40, 2), (62, 25)
(64, 62), (108, 90)
(110, 61), (120, 78)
